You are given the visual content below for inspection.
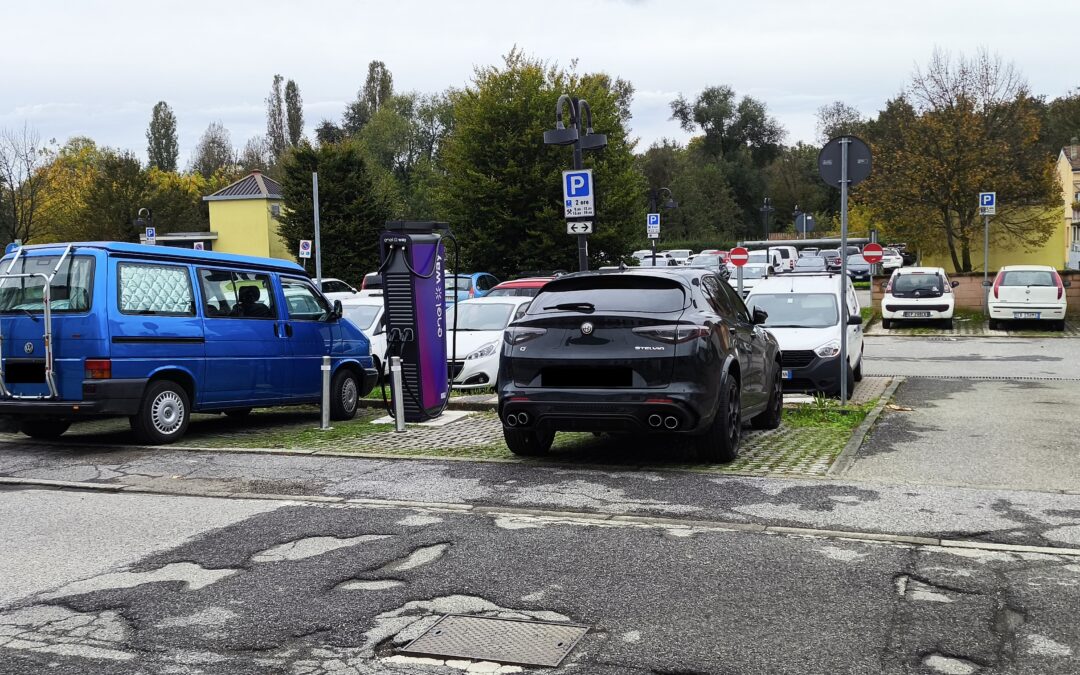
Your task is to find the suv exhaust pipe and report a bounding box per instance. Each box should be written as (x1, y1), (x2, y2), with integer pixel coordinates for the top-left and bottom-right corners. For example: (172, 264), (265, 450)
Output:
(505, 413), (518, 427)
(664, 416), (679, 430)
(648, 414), (662, 428)
(517, 412), (530, 426)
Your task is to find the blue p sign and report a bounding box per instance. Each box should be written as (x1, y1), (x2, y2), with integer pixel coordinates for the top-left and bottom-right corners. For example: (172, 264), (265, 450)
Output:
(565, 171), (590, 197)
(980, 192), (995, 207)
(647, 213), (660, 226)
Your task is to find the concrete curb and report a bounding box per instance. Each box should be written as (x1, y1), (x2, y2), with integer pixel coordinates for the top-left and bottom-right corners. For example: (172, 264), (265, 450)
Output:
(826, 376), (903, 478)
(4, 476), (1080, 557)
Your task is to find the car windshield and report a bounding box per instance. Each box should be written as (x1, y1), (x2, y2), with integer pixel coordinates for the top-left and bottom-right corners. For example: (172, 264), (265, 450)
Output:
(342, 305), (380, 330)
(446, 303), (515, 331)
(999, 270), (1055, 286)
(445, 276), (471, 291)
(847, 255), (869, 264)
(748, 293), (839, 328)
(690, 255), (721, 267)
(0, 255), (95, 314)
(820, 250), (839, 258)
(531, 276), (687, 314)
(796, 258), (826, 269)
(893, 274), (944, 293)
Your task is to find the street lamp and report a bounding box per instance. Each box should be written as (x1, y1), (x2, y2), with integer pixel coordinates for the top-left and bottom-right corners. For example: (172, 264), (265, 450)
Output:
(544, 94), (608, 271)
(760, 197), (774, 240)
(135, 207), (153, 244)
(648, 187), (677, 259)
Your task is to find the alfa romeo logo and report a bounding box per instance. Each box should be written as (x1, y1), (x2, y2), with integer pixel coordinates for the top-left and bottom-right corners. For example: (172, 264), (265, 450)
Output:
(580, 322), (594, 336)
(23, 342), (33, 354)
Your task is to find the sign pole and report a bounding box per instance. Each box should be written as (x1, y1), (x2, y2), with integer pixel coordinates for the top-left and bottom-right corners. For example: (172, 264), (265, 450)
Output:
(839, 138), (850, 404)
(312, 172), (323, 287)
(573, 142), (587, 272)
(983, 213), (990, 314)
(737, 265), (743, 297)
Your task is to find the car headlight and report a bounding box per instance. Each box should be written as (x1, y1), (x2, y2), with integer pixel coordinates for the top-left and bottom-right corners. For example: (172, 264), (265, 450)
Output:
(465, 341), (498, 360)
(814, 340), (841, 358)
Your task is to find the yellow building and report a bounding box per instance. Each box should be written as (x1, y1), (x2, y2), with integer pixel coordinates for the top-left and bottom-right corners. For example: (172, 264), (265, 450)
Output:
(1062, 143), (1080, 270)
(203, 171), (294, 262)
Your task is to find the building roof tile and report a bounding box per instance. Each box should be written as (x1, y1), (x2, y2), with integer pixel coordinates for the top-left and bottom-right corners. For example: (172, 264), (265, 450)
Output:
(203, 171), (283, 201)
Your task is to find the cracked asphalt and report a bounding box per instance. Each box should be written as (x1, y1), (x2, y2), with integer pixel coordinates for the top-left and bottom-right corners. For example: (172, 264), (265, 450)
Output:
(1, 334), (1079, 672)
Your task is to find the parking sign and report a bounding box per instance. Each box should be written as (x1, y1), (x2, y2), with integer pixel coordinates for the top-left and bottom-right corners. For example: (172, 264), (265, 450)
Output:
(145, 227), (156, 245)
(646, 213), (660, 239)
(978, 192), (996, 216)
(562, 169), (595, 218)
(299, 239), (313, 259)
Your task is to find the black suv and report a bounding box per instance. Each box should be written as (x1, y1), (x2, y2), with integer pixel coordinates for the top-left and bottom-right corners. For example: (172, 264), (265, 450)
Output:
(497, 268), (782, 462)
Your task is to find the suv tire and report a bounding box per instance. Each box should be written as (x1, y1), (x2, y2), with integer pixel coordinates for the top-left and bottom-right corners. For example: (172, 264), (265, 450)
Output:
(504, 426), (554, 456)
(696, 374), (741, 463)
(131, 379), (190, 445)
(20, 419), (71, 440)
(750, 366), (782, 430)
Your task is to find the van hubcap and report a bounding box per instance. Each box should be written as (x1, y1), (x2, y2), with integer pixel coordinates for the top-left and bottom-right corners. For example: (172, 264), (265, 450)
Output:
(341, 378), (357, 413)
(152, 392), (185, 434)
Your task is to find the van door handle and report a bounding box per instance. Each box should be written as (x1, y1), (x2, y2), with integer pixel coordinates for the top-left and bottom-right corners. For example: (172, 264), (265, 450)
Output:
(284, 324), (293, 337)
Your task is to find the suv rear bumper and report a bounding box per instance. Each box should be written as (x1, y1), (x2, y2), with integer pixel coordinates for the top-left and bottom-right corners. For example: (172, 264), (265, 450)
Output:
(498, 388), (711, 434)
(0, 378), (147, 418)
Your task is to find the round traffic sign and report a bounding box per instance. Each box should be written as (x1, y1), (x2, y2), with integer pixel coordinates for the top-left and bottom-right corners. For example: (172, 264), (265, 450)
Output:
(729, 247), (750, 267)
(818, 136), (873, 188)
(862, 243), (884, 264)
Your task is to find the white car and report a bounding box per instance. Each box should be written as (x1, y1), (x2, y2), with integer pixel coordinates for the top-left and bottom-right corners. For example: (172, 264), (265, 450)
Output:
(881, 267), (958, 329)
(881, 248), (904, 270)
(666, 249), (693, 265)
(745, 272), (864, 396)
(988, 265), (1069, 331)
(447, 296), (532, 389)
(726, 263), (771, 297)
(631, 249), (653, 260)
(769, 245), (798, 272)
(340, 297), (386, 374)
(748, 249), (784, 275)
(319, 278), (359, 302)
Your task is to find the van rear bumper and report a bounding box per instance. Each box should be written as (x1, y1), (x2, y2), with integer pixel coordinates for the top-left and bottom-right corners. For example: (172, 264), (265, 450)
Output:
(0, 379), (146, 418)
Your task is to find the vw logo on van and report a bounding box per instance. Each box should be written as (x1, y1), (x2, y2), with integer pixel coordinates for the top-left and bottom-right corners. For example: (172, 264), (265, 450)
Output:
(23, 342), (33, 354)
(580, 322), (594, 336)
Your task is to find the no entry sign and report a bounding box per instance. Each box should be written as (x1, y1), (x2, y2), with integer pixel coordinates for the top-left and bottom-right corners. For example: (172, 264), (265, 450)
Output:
(729, 247), (750, 267)
(862, 243), (883, 264)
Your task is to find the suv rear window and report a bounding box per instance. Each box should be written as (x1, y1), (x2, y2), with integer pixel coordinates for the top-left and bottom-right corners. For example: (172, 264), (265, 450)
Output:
(528, 275), (688, 315)
(999, 270), (1055, 286)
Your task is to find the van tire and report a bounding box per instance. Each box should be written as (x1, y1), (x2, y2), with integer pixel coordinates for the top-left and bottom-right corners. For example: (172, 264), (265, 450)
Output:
(131, 380), (190, 445)
(330, 369), (360, 421)
(224, 408), (252, 418)
(854, 351), (864, 382)
(20, 419), (70, 440)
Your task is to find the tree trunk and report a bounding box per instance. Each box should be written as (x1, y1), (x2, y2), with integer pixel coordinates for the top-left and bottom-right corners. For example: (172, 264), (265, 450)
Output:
(961, 242), (972, 273)
(944, 209), (962, 273)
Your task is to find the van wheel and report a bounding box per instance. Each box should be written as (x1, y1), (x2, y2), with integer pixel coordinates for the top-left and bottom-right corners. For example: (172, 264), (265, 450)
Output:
(696, 374), (741, 463)
(132, 380), (190, 445)
(20, 419), (71, 440)
(504, 427), (554, 456)
(224, 408), (252, 418)
(750, 366), (783, 430)
(330, 369), (360, 421)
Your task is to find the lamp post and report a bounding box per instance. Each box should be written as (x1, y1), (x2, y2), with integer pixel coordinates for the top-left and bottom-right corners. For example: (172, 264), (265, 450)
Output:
(544, 94), (608, 271)
(648, 187), (677, 259)
(135, 207), (153, 244)
(760, 197), (774, 240)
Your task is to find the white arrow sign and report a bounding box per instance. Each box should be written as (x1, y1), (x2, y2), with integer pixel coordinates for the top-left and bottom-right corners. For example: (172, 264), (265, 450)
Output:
(567, 221), (593, 235)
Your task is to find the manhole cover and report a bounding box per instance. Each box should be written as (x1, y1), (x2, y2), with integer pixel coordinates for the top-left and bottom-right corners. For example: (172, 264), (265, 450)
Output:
(400, 614), (589, 667)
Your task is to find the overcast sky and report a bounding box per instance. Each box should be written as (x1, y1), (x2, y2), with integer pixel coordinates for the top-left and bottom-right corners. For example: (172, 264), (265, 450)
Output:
(3, 0), (1075, 167)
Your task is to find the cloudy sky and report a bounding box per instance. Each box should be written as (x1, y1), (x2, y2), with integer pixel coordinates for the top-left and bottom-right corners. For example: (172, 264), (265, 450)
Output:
(3, 0), (1074, 166)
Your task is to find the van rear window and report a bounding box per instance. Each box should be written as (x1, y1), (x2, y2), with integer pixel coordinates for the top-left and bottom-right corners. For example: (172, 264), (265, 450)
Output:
(528, 275), (688, 315)
(0, 255), (94, 314)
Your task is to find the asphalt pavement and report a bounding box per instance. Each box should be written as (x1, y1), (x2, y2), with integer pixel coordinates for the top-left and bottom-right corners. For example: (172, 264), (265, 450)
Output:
(862, 335), (1080, 380)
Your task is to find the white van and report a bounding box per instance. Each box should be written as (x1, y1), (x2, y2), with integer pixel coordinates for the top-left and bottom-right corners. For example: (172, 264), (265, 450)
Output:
(769, 246), (798, 273)
(745, 273), (864, 396)
(748, 249), (784, 275)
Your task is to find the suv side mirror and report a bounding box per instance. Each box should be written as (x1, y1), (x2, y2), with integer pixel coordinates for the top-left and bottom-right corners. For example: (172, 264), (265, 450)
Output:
(848, 314), (864, 326)
(951, 281), (960, 288)
(752, 307), (768, 325)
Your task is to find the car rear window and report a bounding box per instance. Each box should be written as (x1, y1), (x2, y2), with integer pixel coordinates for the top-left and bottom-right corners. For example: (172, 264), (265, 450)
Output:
(999, 270), (1055, 287)
(528, 275), (688, 315)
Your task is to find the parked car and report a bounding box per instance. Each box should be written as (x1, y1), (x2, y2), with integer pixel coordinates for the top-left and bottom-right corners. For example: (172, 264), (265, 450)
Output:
(770, 245), (798, 272)
(748, 249), (784, 275)
(819, 249), (842, 271)
(689, 254), (731, 280)
(497, 268), (782, 461)
(700, 249), (723, 256)
(638, 255), (678, 267)
(340, 296), (386, 375)
(881, 248), (904, 270)
(745, 272), (864, 396)
(487, 277), (555, 297)
(799, 248), (820, 258)
(727, 263), (771, 296)
(320, 277), (359, 302)
(358, 272), (383, 297)
(0, 242), (378, 444)
(987, 265), (1070, 331)
(794, 257), (828, 273)
(888, 243), (918, 266)
(666, 249), (693, 265)
(447, 296), (532, 389)
(631, 249), (653, 260)
(846, 254), (871, 281)
(445, 273), (500, 305)
(880, 267), (958, 329)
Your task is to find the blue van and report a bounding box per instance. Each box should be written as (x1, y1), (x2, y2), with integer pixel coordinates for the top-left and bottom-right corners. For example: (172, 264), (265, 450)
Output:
(0, 242), (378, 444)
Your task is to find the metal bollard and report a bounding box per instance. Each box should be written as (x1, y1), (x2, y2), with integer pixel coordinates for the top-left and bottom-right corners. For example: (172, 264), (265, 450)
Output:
(390, 356), (406, 433)
(320, 355), (331, 430)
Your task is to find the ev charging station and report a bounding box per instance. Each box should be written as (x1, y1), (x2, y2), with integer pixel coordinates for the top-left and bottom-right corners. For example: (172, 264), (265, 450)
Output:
(378, 221), (451, 423)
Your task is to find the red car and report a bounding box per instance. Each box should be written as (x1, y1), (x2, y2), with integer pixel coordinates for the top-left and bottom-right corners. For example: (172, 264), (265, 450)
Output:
(486, 277), (555, 297)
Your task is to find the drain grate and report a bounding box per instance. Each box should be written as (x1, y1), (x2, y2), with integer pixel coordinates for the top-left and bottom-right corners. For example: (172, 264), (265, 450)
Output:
(400, 614), (589, 667)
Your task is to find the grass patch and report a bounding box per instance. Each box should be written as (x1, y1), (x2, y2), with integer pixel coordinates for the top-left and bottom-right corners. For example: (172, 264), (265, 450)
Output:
(860, 306), (878, 324)
(953, 308), (984, 322)
(782, 397), (872, 431)
(852, 281), (871, 290)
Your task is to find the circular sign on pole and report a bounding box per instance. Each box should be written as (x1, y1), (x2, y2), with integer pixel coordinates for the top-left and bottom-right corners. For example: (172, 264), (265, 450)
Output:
(818, 136), (873, 188)
(862, 242), (884, 264)
(729, 247), (750, 267)
(795, 213), (815, 235)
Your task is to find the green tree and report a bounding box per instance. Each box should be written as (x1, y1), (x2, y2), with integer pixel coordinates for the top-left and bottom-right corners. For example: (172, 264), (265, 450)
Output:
(146, 101), (179, 171)
(764, 142), (832, 233)
(343, 60), (394, 135)
(80, 150), (150, 241)
(278, 142), (392, 282)
(0, 124), (50, 243)
(1042, 90), (1080, 155)
(266, 74), (286, 161)
(315, 120), (344, 146)
(815, 101), (866, 144)
(285, 79), (304, 147)
(191, 122), (234, 179)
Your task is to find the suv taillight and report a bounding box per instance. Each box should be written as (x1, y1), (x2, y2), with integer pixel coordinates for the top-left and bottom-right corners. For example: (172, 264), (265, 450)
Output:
(633, 325), (709, 344)
(85, 358), (112, 379)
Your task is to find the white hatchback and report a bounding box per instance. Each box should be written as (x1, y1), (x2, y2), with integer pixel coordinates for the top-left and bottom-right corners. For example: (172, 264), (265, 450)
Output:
(881, 267), (958, 329)
(447, 296), (533, 389)
(987, 265), (1069, 331)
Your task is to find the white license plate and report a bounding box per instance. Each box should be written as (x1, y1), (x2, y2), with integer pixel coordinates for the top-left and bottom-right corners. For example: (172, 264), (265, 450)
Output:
(903, 311), (931, 318)
(781, 370), (793, 380)
(1014, 312), (1040, 319)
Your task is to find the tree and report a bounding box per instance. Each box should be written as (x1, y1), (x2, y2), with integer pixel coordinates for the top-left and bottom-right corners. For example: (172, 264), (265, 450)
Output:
(266, 74), (287, 161)
(191, 122), (235, 179)
(36, 137), (104, 242)
(315, 120), (345, 146)
(858, 51), (1062, 272)
(146, 101), (179, 171)
(285, 79), (304, 147)
(764, 142), (832, 232)
(438, 50), (644, 275)
(343, 60), (394, 135)
(1042, 89), (1080, 155)
(80, 150), (150, 241)
(278, 142), (393, 282)
(816, 101), (865, 143)
(0, 124), (50, 243)
(238, 135), (272, 173)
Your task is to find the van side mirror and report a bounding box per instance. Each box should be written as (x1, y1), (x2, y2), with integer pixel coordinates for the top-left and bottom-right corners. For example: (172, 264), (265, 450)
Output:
(331, 300), (343, 321)
(848, 314), (864, 326)
(752, 307), (768, 325)
(951, 281), (960, 288)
